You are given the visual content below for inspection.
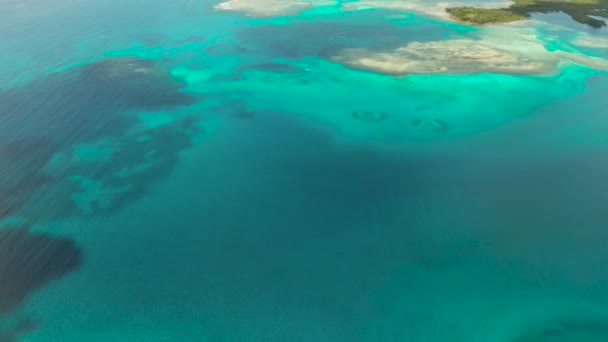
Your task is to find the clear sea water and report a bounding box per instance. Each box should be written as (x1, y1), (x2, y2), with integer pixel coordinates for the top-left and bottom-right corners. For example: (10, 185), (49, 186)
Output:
(1, 0), (608, 341)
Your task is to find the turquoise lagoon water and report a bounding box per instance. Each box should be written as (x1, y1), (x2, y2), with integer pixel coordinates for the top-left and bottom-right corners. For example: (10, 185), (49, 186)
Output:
(1, 0), (608, 341)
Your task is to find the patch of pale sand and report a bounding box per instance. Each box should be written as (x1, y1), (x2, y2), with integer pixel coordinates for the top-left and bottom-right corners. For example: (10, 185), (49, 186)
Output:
(571, 35), (608, 49)
(476, 26), (555, 59)
(556, 51), (608, 71)
(330, 42), (555, 75)
(212, 0), (511, 20)
(213, 0), (336, 17)
(328, 26), (608, 76)
(472, 27), (608, 72)
(341, 0), (512, 21)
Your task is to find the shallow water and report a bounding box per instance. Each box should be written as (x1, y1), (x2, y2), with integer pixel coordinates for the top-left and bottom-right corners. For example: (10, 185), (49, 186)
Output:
(1, 0), (608, 341)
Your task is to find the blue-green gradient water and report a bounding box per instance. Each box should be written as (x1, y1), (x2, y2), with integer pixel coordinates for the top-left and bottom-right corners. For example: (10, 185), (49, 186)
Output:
(2, 0), (608, 340)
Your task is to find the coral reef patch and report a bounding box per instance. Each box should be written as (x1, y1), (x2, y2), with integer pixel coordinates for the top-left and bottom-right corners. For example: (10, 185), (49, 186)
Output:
(352, 111), (388, 122)
(513, 319), (608, 341)
(0, 228), (82, 315)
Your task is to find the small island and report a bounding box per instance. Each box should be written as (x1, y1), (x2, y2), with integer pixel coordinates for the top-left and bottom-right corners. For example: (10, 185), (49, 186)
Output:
(447, 0), (608, 28)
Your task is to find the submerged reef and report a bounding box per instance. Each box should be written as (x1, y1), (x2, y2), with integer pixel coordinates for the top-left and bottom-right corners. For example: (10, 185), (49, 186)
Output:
(236, 15), (459, 60)
(0, 138), (59, 221)
(214, 63), (303, 81)
(204, 43), (248, 56)
(0, 57), (200, 222)
(514, 319), (608, 341)
(0, 317), (37, 342)
(210, 100), (256, 118)
(352, 111), (388, 122)
(447, 0), (608, 28)
(412, 118), (448, 133)
(80, 57), (156, 82)
(78, 57), (197, 110)
(0, 56), (196, 145)
(241, 63), (302, 73)
(63, 115), (202, 217)
(0, 228), (82, 315)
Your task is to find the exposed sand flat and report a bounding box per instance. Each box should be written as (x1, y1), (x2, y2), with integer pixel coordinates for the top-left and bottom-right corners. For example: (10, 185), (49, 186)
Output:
(571, 35), (608, 49)
(330, 43), (608, 76)
(328, 25), (608, 76)
(556, 51), (608, 71)
(329, 40), (556, 75)
(475, 26), (557, 60)
(213, 0), (336, 17)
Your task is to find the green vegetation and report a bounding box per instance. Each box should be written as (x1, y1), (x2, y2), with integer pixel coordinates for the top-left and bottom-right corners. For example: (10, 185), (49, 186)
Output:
(446, 7), (525, 24)
(447, 0), (608, 28)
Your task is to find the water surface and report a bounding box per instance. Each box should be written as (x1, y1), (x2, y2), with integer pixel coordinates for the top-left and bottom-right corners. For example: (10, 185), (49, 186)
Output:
(1, 0), (608, 341)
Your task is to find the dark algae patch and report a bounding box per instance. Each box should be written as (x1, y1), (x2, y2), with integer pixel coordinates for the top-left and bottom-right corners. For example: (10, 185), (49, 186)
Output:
(0, 227), (82, 340)
(0, 228), (82, 315)
(0, 56), (201, 222)
(352, 111), (388, 122)
(412, 118), (449, 133)
(0, 317), (37, 342)
(513, 319), (608, 341)
(447, 0), (608, 28)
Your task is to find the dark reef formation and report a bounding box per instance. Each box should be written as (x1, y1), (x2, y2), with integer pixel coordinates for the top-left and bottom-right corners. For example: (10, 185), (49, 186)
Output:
(1, 56), (196, 145)
(236, 11), (464, 60)
(0, 317), (37, 342)
(513, 319), (608, 341)
(0, 57), (201, 222)
(213, 62), (303, 81)
(78, 57), (197, 110)
(0, 138), (60, 221)
(0, 228), (82, 315)
(412, 118), (448, 133)
(204, 43), (248, 56)
(182, 35), (206, 43)
(211, 100), (256, 119)
(62, 115), (202, 217)
(80, 57), (156, 82)
(352, 111), (388, 122)
(447, 0), (608, 28)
